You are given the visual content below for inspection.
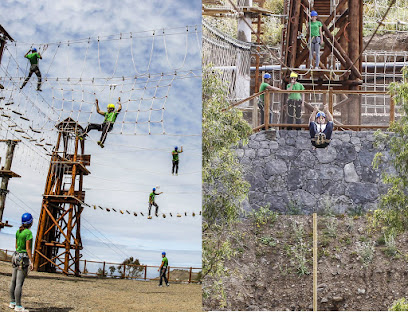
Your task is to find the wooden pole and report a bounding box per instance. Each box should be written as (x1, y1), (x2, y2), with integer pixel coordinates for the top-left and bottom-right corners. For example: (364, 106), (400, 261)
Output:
(0, 140), (18, 223)
(329, 87), (334, 115)
(313, 213), (318, 311)
(390, 94), (395, 124)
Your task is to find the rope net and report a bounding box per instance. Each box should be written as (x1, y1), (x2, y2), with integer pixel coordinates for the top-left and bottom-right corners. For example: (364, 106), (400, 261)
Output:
(202, 19), (251, 101)
(0, 26), (201, 162)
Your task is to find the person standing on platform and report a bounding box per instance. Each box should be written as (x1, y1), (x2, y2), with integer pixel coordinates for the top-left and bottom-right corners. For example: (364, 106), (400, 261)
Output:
(158, 251), (169, 287)
(309, 10), (323, 69)
(258, 73), (281, 129)
(286, 72), (305, 129)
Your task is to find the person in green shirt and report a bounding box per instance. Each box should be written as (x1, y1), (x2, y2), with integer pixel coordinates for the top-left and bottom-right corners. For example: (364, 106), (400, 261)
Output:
(172, 146), (183, 175)
(286, 72), (305, 128)
(9, 213), (34, 312)
(148, 187), (163, 218)
(308, 11), (323, 69)
(258, 73), (281, 129)
(81, 97), (122, 148)
(158, 251), (169, 287)
(20, 48), (42, 91)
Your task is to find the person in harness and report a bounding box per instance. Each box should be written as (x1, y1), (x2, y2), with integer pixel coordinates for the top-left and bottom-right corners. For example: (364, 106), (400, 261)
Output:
(309, 104), (333, 148)
(309, 10), (323, 69)
(148, 187), (163, 218)
(9, 213), (34, 312)
(80, 97), (122, 148)
(286, 72), (305, 128)
(258, 73), (281, 129)
(20, 48), (42, 91)
(172, 146), (183, 175)
(158, 251), (169, 287)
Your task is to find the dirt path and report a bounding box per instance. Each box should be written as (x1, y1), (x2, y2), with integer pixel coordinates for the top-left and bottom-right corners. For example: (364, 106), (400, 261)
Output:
(0, 261), (202, 312)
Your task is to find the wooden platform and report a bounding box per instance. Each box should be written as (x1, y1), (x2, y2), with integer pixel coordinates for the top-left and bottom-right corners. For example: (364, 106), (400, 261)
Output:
(0, 170), (20, 178)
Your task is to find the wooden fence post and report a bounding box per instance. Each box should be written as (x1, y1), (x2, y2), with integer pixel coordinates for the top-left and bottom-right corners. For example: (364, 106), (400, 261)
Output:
(144, 265), (147, 280)
(189, 267), (192, 284)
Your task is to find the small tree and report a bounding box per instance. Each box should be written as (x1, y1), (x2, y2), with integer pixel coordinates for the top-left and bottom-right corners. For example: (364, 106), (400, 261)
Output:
(202, 66), (252, 227)
(96, 268), (107, 278)
(373, 67), (408, 234)
(117, 257), (144, 279)
(109, 265), (116, 277)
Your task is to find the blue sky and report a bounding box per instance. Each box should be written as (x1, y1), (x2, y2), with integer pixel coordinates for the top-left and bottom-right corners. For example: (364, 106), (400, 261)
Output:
(0, 0), (202, 269)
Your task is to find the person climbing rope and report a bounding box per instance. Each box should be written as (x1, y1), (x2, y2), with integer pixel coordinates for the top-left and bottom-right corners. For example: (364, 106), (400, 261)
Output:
(258, 73), (281, 129)
(308, 11), (323, 69)
(9, 213), (34, 312)
(158, 251), (169, 287)
(20, 48), (42, 91)
(286, 72), (305, 129)
(148, 187), (163, 218)
(309, 104), (333, 148)
(80, 97), (122, 148)
(172, 146), (183, 175)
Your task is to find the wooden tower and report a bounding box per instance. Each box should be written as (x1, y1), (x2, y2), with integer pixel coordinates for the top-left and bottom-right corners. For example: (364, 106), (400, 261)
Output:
(34, 118), (90, 276)
(282, 0), (363, 125)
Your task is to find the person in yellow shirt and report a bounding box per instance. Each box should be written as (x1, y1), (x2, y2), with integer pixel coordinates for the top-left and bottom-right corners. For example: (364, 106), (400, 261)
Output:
(80, 97), (122, 148)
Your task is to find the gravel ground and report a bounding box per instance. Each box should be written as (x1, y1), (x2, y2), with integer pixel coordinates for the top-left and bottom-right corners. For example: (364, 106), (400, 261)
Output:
(0, 261), (202, 312)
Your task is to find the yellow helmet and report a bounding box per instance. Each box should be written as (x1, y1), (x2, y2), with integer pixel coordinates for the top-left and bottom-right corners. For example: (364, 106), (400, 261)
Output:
(107, 104), (115, 109)
(290, 72), (298, 78)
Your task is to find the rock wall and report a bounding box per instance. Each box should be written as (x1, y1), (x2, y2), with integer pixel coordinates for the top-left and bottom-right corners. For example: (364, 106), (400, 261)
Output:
(236, 129), (393, 214)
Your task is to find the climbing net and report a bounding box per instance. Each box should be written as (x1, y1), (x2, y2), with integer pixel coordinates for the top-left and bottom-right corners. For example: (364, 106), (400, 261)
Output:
(0, 26), (201, 160)
(362, 0), (408, 33)
(203, 19), (251, 101)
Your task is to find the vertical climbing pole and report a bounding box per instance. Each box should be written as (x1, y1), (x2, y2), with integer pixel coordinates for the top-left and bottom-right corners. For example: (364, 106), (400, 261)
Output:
(33, 118), (91, 276)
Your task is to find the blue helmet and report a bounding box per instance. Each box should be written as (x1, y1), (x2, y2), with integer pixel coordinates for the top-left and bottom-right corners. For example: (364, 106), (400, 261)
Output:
(311, 10), (318, 17)
(32, 48), (37, 52)
(175, 146), (178, 151)
(22, 213), (33, 225)
(162, 252), (166, 256)
(153, 188), (156, 191)
(316, 111), (326, 118)
(264, 73), (271, 79)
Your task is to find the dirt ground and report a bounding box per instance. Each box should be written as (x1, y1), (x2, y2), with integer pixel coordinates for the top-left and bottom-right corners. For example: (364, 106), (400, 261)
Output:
(0, 261), (202, 312)
(203, 215), (408, 311)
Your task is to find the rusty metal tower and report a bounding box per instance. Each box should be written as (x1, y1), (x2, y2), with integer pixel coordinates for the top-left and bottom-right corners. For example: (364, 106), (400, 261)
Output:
(34, 118), (90, 276)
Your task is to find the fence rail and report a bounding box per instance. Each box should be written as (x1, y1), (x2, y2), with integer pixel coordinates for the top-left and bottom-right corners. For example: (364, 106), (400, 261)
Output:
(230, 89), (396, 132)
(0, 248), (201, 284)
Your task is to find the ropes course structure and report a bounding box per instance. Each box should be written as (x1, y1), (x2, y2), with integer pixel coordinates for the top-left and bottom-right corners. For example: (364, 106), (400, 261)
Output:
(0, 24), (203, 276)
(202, 20), (252, 101)
(0, 26), (201, 148)
(204, 0), (408, 129)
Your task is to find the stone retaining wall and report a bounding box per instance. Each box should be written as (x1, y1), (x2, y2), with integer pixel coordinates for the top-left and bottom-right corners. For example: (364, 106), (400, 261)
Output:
(236, 130), (393, 214)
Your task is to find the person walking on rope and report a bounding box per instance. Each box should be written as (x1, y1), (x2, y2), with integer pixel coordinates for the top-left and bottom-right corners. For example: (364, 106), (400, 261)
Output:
(172, 146), (183, 175)
(158, 251), (169, 287)
(9, 213), (34, 312)
(258, 73), (281, 129)
(309, 104), (334, 148)
(81, 97), (122, 148)
(286, 72), (305, 129)
(308, 11), (323, 69)
(20, 48), (42, 91)
(148, 188), (163, 218)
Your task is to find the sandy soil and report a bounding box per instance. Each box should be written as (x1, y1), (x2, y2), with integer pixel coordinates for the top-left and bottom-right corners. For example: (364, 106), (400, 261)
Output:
(0, 261), (202, 312)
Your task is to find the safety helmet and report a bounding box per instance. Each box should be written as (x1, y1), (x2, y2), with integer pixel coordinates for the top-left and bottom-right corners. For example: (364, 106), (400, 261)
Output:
(175, 146), (178, 151)
(22, 213), (33, 225)
(162, 252), (166, 256)
(32, 48), (37, 52)
(311, 10), (318, 17)
(153, 188), (156, 191)
(264, 73), (271, 79)
(290, 72), (298, 78)
(107, 104), (115, 109)
(316, 111), (326, 118)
